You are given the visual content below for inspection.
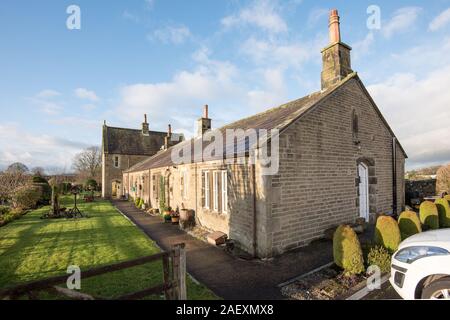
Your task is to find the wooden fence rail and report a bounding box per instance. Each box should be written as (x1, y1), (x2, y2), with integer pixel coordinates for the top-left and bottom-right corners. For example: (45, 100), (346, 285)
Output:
(0, 243), (186, 300)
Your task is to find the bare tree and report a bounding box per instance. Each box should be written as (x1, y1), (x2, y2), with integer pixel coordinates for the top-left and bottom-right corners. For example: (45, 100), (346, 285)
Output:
(72, 146), (102, 181)
(436, 164), (450, 195)
(0, 170), (30, 204)
(31, 167), (46, 176)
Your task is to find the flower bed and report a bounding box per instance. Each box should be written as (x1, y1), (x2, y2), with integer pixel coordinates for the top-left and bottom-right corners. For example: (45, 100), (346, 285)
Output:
(281, 264), (368, 300)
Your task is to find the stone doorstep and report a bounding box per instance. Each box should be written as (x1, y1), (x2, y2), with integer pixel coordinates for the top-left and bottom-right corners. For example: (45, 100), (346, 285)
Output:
(206, 231), (228, 246)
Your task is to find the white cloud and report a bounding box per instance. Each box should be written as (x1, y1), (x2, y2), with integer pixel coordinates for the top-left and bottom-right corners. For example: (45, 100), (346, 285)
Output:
(239, 34), (325, 69)
(353, 32), (375, 59)
(114, 49), (245, 133)
(151, 25), (191, 45)
(29, 90), (64, 115)
(367, 64), (450, 169)
(221, 0), (288, 34)
(429, 8), (450, 31)
(307, 8), (328, 27)
(36, 89), (61, 99)
(0, 123), (90, 170)
(382, 7), (422, 38)
(123, 10), (140, 23)
(74, 88), (99, 102)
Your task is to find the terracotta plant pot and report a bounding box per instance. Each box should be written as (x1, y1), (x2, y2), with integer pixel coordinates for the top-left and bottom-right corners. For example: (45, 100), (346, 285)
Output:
(171, 216), (180, 224)
(180, 209), (193, 221)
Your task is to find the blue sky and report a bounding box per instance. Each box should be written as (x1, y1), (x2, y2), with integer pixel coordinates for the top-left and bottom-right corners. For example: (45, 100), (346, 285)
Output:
(1, 0), (450, 171)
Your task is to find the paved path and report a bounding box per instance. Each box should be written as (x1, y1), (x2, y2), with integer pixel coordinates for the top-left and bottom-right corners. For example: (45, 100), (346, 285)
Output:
(113, 200), (333, 300)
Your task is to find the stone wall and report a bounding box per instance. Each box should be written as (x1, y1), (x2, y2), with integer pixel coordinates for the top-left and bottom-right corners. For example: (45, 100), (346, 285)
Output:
(265, 78), (406, 256)
(123, 158), (260, 255)
(102, 153), (148, 198)
(405, 179), (436, 205)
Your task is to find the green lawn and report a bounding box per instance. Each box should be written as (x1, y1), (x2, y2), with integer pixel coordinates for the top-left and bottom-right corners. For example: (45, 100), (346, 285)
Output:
(0, 196), (217, 300)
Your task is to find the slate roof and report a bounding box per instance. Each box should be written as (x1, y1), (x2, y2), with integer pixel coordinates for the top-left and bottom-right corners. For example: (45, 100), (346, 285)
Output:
(125, 73), (407, 173)
(102, 126), (184, 156)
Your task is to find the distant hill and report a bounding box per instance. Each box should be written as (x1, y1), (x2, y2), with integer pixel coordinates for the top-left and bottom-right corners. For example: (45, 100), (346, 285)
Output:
(406, 165), (442, 180)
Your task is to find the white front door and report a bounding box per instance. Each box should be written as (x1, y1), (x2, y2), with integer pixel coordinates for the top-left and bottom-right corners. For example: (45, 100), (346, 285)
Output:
(358, 163), (369, 221)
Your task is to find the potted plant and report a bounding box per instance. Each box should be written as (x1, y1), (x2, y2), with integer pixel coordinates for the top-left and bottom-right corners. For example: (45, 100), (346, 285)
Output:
(163, 206), (172, 222)
(171, 210), (180, 224)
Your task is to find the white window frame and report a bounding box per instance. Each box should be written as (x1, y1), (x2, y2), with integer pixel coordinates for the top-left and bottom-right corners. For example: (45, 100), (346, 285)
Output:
(221, 170), (228, 213)
(204, 171), (210, 209)
(113, 155), (120, 168)
(213, 171), (219, 212)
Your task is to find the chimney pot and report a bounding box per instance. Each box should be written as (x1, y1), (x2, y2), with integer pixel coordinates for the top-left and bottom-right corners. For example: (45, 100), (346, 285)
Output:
(203, 105), (209, 118)
(329, 9), (341, 44)
(168, 124), (172, 136)
(144, 114), (147, 123)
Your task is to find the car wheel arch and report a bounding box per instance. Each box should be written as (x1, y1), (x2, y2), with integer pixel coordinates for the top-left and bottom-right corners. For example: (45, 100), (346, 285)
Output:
(415, 274), (450, 299)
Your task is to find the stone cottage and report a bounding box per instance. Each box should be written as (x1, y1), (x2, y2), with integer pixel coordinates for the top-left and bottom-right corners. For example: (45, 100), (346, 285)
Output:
(122, 10), (407, 258)
(101, 115), (184, 198)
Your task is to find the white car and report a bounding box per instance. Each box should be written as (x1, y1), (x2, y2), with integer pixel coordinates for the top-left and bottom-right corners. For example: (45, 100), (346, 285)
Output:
(390, 229), (450, 299)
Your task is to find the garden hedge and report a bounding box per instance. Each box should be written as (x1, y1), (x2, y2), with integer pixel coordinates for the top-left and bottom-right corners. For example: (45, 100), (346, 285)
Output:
(398, 211), (422, 240)
(374, 215), (401, 253)
(435, 198), (450, 228)
(333, 225), (365, 276)
(419, 201), (439, 230)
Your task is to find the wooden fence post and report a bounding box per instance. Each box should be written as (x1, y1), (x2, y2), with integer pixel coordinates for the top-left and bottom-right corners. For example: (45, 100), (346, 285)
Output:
(162, 254), (171, 300)
(171, 243), (187, 300)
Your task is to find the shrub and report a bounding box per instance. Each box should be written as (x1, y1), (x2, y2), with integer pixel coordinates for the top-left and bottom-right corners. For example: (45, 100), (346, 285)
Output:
(12, 185), (41, 210)
(398, 211), (422, 240)
(32, 176), (48, 184)
(0, 205), (10, 216)
(85, 179), (98, 191)
(419, 201), (439, 230)
(138, 198), (144, 209)
(134, 197), (141, 207)
(367, 245), (391, 273)
(33, 182), (51, 205)
(444, 195), (450, 202)
(374, 215), (401, 253)
(435, 198), (450, 228)
(333, 225), (365, 276)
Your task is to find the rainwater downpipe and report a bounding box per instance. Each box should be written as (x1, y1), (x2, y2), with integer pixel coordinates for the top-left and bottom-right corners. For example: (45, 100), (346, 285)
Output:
(392, 137), (398, 217)
(252, 163), (257, 258)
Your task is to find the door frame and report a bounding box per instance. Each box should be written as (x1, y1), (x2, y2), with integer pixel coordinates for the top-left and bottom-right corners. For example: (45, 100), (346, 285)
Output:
(358, 162), (370, 222)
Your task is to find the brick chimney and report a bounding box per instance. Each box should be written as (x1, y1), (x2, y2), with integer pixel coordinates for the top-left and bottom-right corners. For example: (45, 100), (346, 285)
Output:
(142, 114), (149, 135)
(321, 9), (353, 90)
(164, 124), (173, 149)
(197, 105), (211, 137)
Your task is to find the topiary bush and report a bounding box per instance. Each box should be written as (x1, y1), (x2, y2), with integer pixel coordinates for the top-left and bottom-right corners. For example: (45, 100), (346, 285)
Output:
(419, 201), (439, 230)
(367, 245), (391, 273)
(135, 197), (141, 208)
(374, 215), (401, 253)
(138, 198), (144, 209)
(333, 225), (365, 276)
(398, 211), (422, 240)
(435, 198), (450, 228)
